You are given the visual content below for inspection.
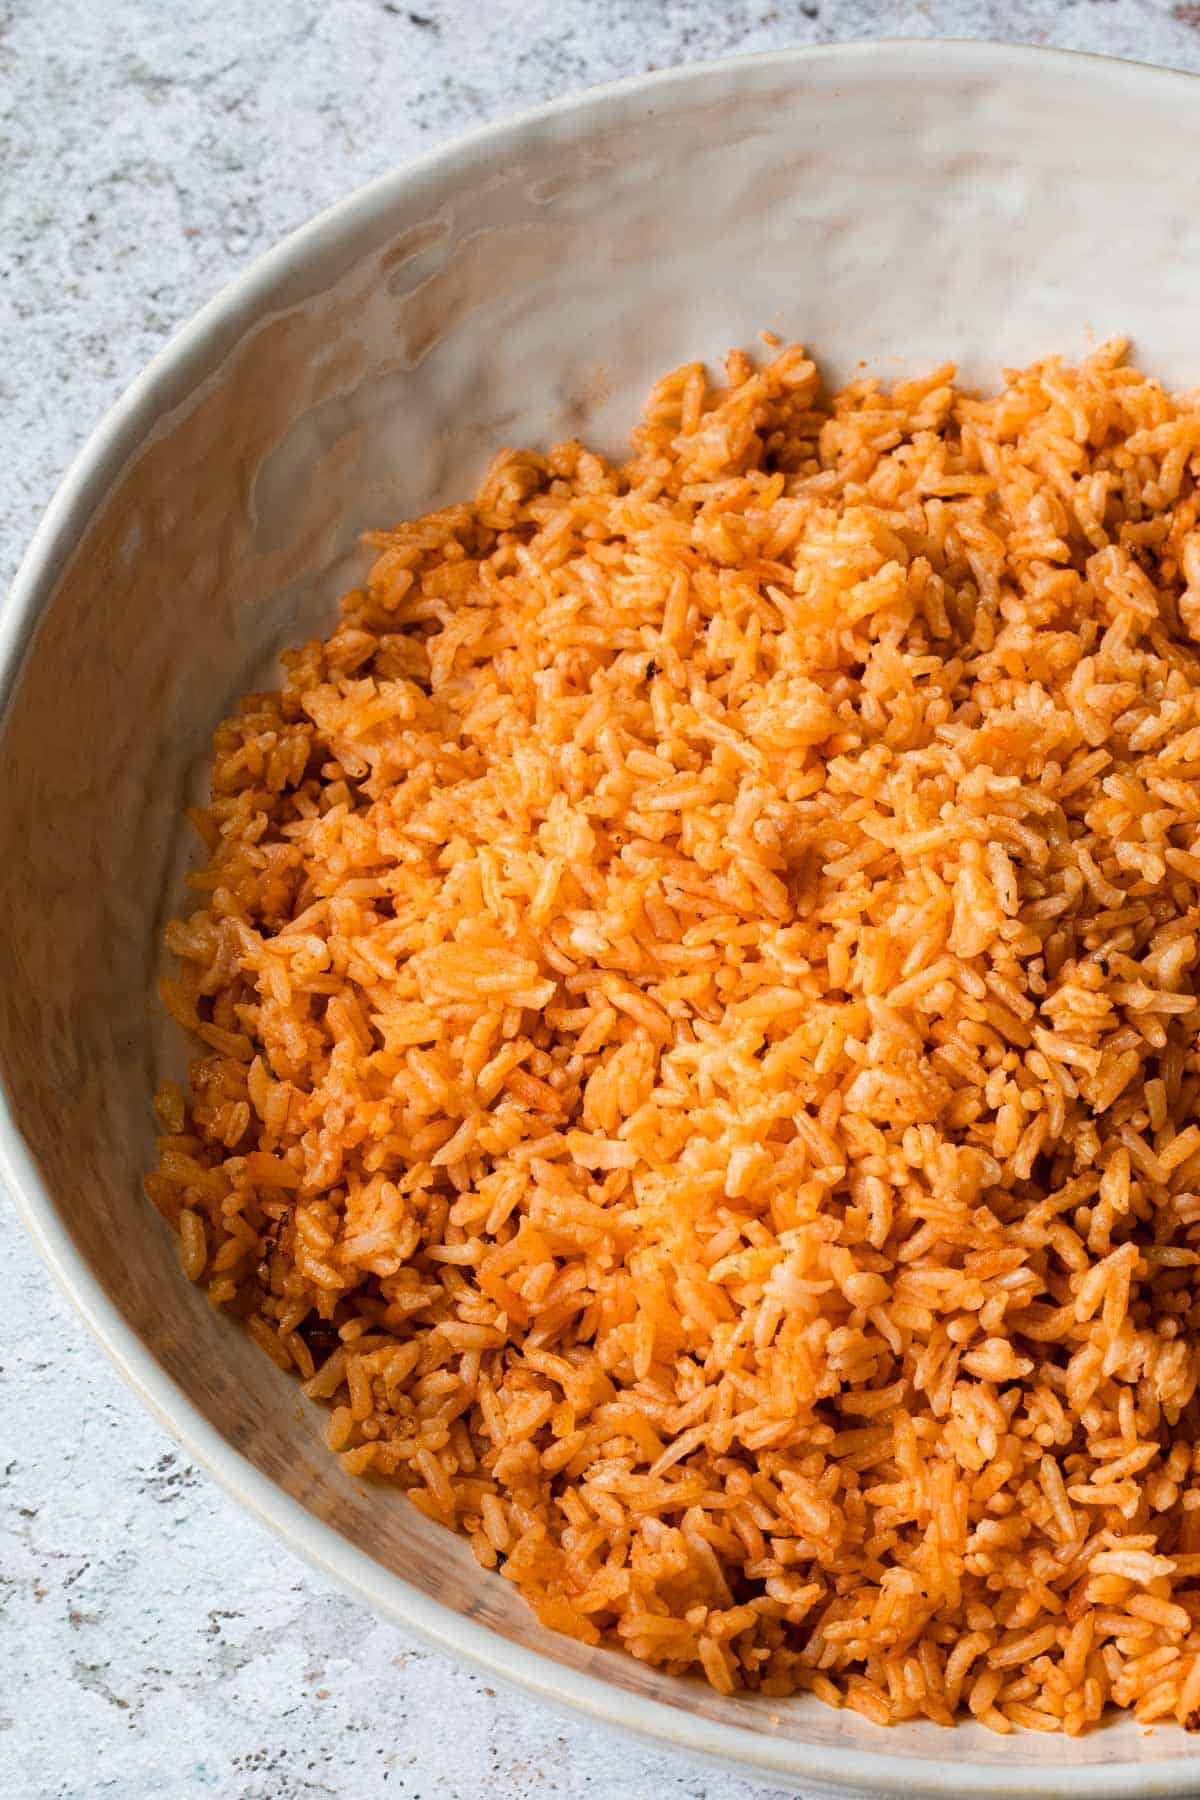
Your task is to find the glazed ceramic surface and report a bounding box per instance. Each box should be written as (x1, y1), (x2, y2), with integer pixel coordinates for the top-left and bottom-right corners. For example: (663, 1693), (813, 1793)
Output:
(3, 41), (1200, 1795)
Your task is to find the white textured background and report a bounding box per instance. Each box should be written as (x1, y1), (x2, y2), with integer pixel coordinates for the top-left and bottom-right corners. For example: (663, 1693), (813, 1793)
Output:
(3, 3), (1200, 1796)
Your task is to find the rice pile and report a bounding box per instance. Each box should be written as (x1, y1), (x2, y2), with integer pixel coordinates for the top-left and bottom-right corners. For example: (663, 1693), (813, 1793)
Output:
(148, 339), (1200, 1732)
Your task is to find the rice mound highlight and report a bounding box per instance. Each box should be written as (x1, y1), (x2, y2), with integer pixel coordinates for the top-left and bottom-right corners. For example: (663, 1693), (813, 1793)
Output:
(148, 339), (1200, 1733)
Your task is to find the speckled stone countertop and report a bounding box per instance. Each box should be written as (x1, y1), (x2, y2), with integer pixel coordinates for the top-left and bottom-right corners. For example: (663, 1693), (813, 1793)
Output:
(3, 3), (1200, 1795)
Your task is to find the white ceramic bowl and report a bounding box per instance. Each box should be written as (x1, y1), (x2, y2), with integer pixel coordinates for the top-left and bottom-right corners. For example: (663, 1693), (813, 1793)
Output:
(3, 40), (1200, 1796)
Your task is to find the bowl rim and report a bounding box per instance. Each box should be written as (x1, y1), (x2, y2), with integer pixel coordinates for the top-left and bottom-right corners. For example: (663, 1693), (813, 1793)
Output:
(5, 36), (1200, 1794)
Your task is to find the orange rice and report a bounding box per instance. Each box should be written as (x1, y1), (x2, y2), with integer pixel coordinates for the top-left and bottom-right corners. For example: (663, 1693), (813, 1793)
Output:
(148, 340), (1200, 1731)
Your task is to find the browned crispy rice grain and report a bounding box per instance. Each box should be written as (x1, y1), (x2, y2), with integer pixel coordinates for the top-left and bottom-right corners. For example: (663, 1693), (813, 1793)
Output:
(148, 342), (1200, 1731)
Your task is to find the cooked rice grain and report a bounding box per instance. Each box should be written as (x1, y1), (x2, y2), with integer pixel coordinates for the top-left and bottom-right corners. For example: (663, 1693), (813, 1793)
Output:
(148, 340), (1200, 1731)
